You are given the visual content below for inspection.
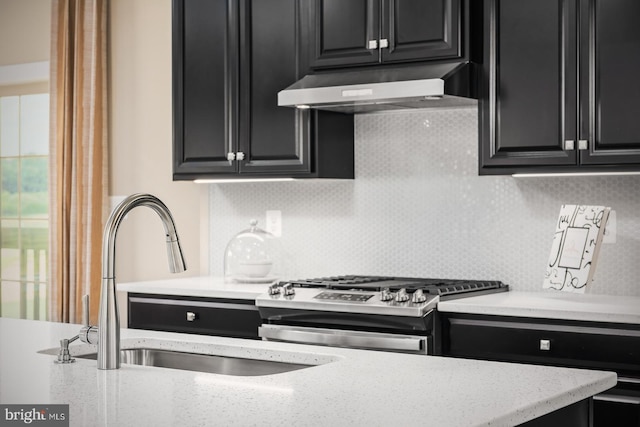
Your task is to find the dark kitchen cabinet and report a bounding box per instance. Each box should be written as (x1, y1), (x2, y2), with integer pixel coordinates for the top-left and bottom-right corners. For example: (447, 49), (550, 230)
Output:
(128, 293), (262, 340)
(303, 0), (464, 70)
(479, 0), (640, 175)
(172, 0), (354, 180)
(441, 313), (640, 426)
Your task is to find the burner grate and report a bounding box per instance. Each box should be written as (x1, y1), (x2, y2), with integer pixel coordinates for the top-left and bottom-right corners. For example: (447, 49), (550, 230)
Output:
(281, 275), (508, 297)
(421, 280), (508, 297)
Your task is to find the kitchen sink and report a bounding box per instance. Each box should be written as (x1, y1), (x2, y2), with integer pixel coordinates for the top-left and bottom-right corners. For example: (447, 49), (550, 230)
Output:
(39, 338), (338, 376)
(74, 347), (312, 376)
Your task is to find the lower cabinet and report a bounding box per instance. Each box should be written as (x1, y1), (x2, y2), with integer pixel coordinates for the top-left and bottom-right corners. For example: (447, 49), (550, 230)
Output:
(440, 313), (640, 427)
(128, 293), (262, 340)
(593, 385), (640, 427)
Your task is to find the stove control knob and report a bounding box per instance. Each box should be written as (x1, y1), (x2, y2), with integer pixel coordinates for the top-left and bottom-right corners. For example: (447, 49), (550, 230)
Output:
(380, 288), (394, 302)
(395, 288), (410, 303)
(268, 284), (281, 295)
(411, 289), (427, 303)
(282, 283), (295, 296)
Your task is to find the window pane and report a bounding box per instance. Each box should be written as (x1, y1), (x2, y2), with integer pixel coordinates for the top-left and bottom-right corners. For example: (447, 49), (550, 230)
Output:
(20, 219), (48, 281)
(0, 93), (49, 321)
(1, 158), (19, 217)
(0, 97), (19, 157)
(20, 94), (49, 156)
(1, 220), (20, 281)
(0, 281), (21, 318)
(20, 157), (48, 217)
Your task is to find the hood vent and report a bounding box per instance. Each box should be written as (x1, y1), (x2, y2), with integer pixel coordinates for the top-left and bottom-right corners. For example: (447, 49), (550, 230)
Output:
(278, 62), (477, 114)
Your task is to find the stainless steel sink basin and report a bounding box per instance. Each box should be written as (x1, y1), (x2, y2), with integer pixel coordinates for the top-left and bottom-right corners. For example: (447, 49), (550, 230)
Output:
(75, 347), (313, 376)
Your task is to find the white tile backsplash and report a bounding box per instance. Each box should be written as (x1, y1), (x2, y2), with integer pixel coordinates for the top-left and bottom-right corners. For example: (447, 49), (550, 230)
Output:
(209, 107), (640, 296)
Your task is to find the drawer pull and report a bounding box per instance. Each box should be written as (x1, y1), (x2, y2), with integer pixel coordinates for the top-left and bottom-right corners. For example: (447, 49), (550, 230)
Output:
(186, 312), (197, 322)
(539, 339), (551, 351)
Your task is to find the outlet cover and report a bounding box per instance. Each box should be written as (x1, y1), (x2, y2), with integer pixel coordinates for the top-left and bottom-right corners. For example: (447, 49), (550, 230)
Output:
(265, 210), (282, 237)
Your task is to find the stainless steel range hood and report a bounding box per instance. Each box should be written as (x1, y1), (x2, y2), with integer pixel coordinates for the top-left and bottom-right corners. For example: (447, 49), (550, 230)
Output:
(278, 62), (477, 114)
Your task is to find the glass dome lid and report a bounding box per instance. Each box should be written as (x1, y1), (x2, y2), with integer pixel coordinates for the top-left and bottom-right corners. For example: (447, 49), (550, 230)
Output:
(224, 219), (280, 283)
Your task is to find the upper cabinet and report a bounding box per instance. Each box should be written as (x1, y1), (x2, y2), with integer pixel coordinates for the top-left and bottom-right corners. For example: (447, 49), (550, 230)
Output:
(173, 0), (354, 181)
(303, 0), (464, 70)
(479, 0), (640, 175)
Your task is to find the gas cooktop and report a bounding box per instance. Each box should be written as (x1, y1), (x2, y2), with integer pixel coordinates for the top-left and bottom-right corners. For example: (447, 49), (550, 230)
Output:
(256, 275), (509, 317)
(280, 275), (509, 298)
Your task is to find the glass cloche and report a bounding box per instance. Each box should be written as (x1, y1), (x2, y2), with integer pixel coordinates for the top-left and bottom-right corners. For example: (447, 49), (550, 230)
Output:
(224, 219), (281, 283)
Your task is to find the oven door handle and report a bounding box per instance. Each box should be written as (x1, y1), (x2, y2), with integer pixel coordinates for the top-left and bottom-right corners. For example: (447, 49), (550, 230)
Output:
(258, 324), (428, 354)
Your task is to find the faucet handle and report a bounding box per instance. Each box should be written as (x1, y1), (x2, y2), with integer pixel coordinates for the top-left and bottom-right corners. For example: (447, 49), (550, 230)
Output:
(82, 294), (91, 326)
(82, 294), (90, 326)
(79, 294), (99, 344)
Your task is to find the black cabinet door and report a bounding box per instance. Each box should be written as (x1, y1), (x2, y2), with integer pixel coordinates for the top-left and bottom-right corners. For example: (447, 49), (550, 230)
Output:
(305, 0), (463, 70)
(173, 0), (238, 178)
(305, 0), (380, 69)
(442, 313), (640, 427)
(237, 0), (311, 175)
(579, 0), (640, 165)
(381, 0), (462, 63)
(480, 0), (640, 175)
(479, 0), (578, 173)
(173, 0), (354, 180)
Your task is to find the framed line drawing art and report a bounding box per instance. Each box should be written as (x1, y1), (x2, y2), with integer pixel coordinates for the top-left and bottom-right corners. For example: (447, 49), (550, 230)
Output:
(543, 205), (611, 293)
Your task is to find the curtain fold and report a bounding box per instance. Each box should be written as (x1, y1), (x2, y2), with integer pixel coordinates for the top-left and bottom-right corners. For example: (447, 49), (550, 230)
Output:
(49, 0), (108, 325)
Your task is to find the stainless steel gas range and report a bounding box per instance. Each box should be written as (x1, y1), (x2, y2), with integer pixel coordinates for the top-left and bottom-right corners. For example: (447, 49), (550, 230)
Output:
(256, 275), (508, 355)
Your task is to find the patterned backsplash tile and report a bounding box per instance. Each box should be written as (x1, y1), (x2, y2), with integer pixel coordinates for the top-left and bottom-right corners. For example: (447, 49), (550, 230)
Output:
(209, 107), (640, 296)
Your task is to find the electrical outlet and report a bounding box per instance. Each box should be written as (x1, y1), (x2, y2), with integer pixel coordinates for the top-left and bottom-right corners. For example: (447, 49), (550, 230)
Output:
(265, 210), (282, 237)
(603, 210), (616, 244)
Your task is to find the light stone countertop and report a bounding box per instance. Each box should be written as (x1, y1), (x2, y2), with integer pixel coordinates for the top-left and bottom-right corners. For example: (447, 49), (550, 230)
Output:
(117, 277), (640, 325)
(0, 318), (616, 427)
(117, 276), (271, 300)
(437, 291), (640, 324)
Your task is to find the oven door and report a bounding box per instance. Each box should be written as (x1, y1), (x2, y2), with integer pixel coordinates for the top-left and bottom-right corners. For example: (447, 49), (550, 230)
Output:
(259, 324), (430, 354)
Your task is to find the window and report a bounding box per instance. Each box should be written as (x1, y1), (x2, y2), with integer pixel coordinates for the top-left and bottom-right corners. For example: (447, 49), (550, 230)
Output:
(0, 93), (49, 320)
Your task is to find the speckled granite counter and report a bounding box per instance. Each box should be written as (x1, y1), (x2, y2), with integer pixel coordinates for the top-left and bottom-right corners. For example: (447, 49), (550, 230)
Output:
(117, 276), (269, 300)
(118, 279), (640, 325)
(1, 318), (615, 427)
(437, 291), (640, 324)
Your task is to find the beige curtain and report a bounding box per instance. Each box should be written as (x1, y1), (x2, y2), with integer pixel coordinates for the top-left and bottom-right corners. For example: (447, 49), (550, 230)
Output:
(49, 0), (109, 325)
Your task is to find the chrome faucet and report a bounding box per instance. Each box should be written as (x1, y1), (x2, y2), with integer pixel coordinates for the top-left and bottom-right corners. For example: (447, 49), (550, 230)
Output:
(98, 194), (187, 369)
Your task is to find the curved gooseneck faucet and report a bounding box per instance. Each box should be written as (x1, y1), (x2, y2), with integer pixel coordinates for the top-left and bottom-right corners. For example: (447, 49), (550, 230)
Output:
(98, 194), (187, 370)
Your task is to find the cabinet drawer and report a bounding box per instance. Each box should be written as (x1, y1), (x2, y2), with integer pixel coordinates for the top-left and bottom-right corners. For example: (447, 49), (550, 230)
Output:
(128, 294), (262, 340)
(444, 315), (640, 377)
(593, 379), (640, 427)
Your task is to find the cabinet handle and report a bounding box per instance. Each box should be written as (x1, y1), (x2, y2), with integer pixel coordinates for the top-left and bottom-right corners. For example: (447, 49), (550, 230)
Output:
(367, 40), (378, 49)
(186, 311), (197, 322)
(539, 339), (551, 351)
(379, 39), (389, 49)
(564, 140), (575, 150)
(578, 140), (588, 150)
(236, 152), (245, 161)
(227, 152), (236, 161)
